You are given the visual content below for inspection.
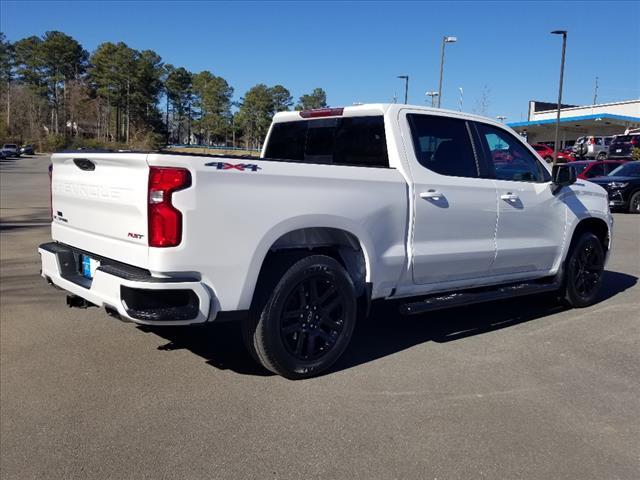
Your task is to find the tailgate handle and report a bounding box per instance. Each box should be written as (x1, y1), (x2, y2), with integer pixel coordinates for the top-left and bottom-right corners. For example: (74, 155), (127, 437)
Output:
(73, 158), (95, 171)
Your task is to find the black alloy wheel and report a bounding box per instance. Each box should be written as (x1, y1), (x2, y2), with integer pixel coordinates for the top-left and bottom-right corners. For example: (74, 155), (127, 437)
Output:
(243, 254), (357, 379)
(279, 274), (347, 361)
(564, 233), (605, 307)
(629, 192), (640, 214)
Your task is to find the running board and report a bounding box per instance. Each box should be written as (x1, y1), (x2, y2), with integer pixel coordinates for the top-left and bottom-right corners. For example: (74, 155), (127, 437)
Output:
(400, 280), (561, 315)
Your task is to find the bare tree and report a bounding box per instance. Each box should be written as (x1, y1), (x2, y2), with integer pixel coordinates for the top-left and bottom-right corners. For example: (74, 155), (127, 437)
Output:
(473, 85), (491, 117)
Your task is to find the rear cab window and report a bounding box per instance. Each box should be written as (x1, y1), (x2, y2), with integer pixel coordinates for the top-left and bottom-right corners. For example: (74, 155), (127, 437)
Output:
(264, 116), (389, 168)
(406, 114), (480, 178)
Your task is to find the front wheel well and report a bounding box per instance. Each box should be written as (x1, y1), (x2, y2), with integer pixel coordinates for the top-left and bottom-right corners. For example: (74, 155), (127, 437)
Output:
(570, 218), (610, 254)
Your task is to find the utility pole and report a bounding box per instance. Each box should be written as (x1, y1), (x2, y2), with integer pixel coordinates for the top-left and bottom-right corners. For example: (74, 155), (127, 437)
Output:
(593, 76), (599, 105)
(551, 30), (567, 166)
(458, 87), (463, 111)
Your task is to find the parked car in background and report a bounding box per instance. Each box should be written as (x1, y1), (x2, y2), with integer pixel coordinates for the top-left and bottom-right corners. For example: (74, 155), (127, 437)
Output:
(561, 147), (576, 160)
(589, 161), (640, 213)
(572, 136), (613, 160)
(570, 160), (628, 180)
(531, 144), (572, 163)
(1, 144), (21, 157)
(20, 145), (35, 155)
(608, 132), (640, 160)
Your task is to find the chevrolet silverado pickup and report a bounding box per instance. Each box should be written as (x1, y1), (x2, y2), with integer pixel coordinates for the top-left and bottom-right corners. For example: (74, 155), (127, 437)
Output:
(39, 104), (613, 379)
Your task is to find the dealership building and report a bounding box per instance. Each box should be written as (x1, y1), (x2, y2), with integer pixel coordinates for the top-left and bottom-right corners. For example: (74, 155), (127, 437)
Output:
(507, 99), (640, 147)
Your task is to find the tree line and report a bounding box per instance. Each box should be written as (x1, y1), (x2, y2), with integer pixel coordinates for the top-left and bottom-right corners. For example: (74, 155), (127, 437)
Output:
(0, 31), (328, 150)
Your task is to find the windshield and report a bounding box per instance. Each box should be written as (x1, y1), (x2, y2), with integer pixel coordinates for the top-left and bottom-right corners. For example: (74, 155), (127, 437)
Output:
(609, 162), (640, 177)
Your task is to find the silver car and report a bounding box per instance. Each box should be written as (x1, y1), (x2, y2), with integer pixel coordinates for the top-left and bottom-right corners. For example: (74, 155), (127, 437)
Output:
(1, 144), (21, 158)
(572, 136), (613, 160)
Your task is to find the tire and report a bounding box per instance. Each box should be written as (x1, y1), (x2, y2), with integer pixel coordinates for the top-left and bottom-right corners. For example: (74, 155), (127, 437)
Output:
(629, 191), (640, 214)
(562, 233), (605, 308)
(242, 255), (357, 379)
(544, 156), (553, 163)
(597, 152), (607, 160)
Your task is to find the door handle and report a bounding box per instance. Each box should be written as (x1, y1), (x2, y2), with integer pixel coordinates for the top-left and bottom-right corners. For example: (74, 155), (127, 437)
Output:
(500, 192), (520, 202)
(420, 190), (444, 201)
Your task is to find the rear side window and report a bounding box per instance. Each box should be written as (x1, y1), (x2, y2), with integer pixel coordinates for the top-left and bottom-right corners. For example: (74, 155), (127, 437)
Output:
(264, 116), (389, 168)
(584, 163), (605, 178)
(406, 114), (479, 178)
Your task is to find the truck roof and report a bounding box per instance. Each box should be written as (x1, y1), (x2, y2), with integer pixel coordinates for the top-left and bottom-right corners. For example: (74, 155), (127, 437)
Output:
(272, 103), (508, 129)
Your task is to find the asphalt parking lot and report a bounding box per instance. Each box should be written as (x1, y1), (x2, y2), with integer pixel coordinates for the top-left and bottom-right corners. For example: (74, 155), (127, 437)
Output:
(1, 155), (639, 479)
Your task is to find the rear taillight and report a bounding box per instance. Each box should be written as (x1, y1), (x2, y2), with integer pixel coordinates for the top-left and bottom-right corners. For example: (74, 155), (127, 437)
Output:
(148, 167), (191, 248)
(588, 137), (596, 144)
(48, 163), (53, 220)
(631, 137), (638, 146)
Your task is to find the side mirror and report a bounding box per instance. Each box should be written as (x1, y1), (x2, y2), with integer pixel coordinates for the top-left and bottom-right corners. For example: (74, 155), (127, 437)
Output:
(552, 164), (576, 187)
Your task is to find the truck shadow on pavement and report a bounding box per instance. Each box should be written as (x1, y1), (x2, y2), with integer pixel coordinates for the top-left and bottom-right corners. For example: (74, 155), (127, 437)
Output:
(142, 270), (637, 377)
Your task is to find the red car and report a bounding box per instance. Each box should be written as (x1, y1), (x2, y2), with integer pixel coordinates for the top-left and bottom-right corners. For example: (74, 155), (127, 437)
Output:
(531, 144), (573, 163)
(570, 160), (628, 180)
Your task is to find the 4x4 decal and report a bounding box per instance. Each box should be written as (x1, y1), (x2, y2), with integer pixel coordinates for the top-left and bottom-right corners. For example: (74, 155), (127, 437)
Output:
(204, 161), (261, 172)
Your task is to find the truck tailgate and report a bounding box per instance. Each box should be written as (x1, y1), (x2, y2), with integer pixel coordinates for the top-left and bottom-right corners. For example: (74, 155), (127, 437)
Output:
(50, 152), (150, 268)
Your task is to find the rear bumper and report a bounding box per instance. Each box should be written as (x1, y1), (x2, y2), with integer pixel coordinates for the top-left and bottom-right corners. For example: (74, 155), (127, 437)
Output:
(39, 242), (215, 325)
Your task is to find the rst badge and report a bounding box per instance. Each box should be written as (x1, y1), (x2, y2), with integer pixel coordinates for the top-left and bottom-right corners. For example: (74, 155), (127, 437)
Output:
(204, 161), (261, 172)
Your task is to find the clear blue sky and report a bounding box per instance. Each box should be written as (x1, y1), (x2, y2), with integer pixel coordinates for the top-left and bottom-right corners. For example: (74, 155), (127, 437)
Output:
(1, 0), (639, 121)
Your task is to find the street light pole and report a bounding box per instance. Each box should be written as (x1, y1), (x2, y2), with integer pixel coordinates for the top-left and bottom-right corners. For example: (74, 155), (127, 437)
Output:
(397, 76), (409, 104)
(437, 35), (457, 108)
(551, 30), (567, 166)
(425, 91), (439, 107)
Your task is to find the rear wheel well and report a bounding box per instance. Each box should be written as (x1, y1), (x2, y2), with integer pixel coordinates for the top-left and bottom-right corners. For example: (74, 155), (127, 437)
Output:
(570, 218), (609, 254)
(252, 228), (368, 311)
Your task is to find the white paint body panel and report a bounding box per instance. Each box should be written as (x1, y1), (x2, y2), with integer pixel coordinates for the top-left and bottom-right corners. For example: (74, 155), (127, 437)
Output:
(492, 179), (566, 275)
(43, 104), (613, 324)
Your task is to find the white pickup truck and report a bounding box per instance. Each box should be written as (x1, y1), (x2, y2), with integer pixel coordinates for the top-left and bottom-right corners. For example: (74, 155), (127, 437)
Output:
(40, 104), (613, 379)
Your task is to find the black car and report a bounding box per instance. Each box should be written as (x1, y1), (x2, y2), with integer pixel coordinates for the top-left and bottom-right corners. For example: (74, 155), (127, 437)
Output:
(589, 162), (640, 213)
(608, 133), (640, 160)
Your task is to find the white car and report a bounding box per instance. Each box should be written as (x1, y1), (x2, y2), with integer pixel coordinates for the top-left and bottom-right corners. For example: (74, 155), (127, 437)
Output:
(39, 104), (613, 379)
